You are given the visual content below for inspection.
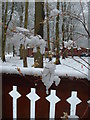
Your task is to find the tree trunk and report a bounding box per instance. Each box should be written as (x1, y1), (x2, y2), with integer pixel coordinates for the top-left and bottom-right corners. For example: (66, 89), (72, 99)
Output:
(46, 1), (50, 52)
(2, 2), (14, 62)
(19, 3), (24, 59)
(19, 44), (23, 59)
(46, 1), (52, 61)
(34, 2), (44, 68)
(62, 2), (66, 59)
(2, 2), (8, 62)
(20, 2), (23, 27)
(23, 0), (28, 67)
(70, 18), (74, 58)
(2, 32), (6, 62)
(55, 1), (60, 64)
(23, 46), (27, 67)
(62, 23), (65, 59)
(13, 45), (15, 57)
(8, 44), (10, 54)
(24, 1), (28, 29)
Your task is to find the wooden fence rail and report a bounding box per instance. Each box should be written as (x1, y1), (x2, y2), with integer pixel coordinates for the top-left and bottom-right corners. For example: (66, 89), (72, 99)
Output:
(2, 74), (90, 119)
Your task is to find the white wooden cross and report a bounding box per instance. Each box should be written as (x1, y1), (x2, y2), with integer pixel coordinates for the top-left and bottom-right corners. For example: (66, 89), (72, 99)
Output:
(26, 88), (40, 119)
(46, 90), (60, 118)
(66, 91), (81, 116)
(9, 86), (21, 119)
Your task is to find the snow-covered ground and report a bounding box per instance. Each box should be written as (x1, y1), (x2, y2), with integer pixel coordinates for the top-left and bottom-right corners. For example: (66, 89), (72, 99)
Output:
(0, 53), (89, 79)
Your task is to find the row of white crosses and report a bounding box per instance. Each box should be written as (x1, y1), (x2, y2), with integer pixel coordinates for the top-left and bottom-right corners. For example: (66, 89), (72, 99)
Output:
(9, 86), (82, 119)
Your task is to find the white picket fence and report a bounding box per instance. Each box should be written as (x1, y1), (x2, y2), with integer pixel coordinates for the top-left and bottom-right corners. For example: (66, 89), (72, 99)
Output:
(8, 86), (83, 119)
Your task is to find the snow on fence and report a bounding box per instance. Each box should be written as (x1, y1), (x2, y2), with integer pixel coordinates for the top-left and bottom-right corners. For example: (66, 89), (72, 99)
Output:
(2, 73), (90, 119)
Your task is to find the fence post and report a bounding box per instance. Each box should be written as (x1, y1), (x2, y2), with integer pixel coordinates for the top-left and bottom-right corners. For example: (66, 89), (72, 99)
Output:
(9, 86), (21, 119)
(66, 91), (81, 117)
(46, 90), (60, 119)
(26, 88), (40, 119)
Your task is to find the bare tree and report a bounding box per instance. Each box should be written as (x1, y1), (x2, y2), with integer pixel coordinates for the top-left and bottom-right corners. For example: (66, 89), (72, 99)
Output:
(19, 3), (24, 60)
(23, 0), (29, 67)
(65, 4), (90, 38)
(62, 2), (66, 59)
(55, 1), (60, 64)
(2, 2), (14, 62)
(34, 2), (45, 68)
(20, 2), (24, 27)
(46, 1), (50, 52)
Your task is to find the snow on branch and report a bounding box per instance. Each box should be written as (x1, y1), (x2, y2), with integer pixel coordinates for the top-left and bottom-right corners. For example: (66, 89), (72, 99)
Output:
(50, 8), (60, 17)
(64, 40), (75, 48)
(28, 35), (46, 54)
(16, 27), (30, 33)
(11, 33), (26, 49)
(42, 62), (61, 94)
(11, 27), (46, 54)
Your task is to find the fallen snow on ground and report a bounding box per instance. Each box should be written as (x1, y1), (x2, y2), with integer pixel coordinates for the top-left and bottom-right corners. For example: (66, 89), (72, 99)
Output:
(68, 115), (79, 119)
(0, 53), (89, 79)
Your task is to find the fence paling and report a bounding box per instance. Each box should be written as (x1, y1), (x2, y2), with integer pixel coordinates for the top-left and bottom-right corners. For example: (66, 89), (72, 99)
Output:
(2, 74), (89, 119)
(9, 86), (82, 119)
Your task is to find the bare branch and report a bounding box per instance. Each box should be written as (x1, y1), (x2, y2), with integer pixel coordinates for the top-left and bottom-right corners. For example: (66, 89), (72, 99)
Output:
(63, 63), (88, 77)
(80, 0), (86, 24)
(65, 11), (90, 38)
(7, 2), (14, 28)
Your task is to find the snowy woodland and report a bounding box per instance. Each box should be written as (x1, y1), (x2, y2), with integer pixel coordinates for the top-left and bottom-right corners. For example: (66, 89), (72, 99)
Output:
(0, 1), (90, 92)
